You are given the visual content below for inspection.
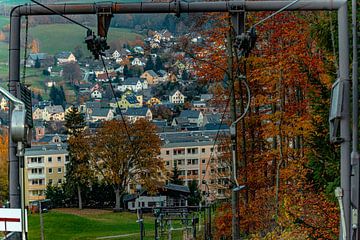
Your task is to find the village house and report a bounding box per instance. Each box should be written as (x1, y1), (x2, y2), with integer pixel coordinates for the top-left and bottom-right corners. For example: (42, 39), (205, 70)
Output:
(26, 53), (52, 68)
(118, 77), (148, 92)
(43, 105), (65, 121)
(56, 51), (76, 65)
(141, 70), (159, 85)
(172, 110), (204, 127)
(169, 90), (185, 104)
(118, 93), (143, 110)
(0, 97), (8, 111)
(123, 107), (152, 123)
(131, 57), (145, 67)
(32, 107), (44, 121)
(90, 108), (114, 122)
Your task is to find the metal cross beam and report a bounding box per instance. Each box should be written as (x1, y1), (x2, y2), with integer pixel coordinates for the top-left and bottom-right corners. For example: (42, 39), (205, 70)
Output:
(8, 0), (349, 239)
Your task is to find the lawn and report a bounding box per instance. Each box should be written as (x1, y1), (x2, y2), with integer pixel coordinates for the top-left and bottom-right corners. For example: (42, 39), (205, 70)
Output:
(29, 24), (142, 55)
(27, 208), (187, 240)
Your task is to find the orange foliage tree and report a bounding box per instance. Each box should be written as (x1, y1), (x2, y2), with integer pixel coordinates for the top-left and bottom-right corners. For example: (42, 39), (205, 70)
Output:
(0, 129), (8, 205)
(191, 11), (339, 239)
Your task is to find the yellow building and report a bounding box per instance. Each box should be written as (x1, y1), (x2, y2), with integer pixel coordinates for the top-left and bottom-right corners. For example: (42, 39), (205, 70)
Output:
(24, 143), (69, 204)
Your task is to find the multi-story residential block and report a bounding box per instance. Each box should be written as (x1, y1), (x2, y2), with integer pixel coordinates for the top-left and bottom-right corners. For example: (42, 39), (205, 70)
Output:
(159, 130), (230, 201)
(25, 143), (69, 203)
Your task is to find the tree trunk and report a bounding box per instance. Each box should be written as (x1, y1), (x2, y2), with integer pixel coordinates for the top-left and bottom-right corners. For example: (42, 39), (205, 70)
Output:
(114, 188), (121, 211)
(77, 184), (82, 210)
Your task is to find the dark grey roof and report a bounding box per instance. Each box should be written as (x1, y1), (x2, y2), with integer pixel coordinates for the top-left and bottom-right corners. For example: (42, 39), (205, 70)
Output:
(165, 184), (190, 193)
(85, 101), (101, 109)
(92, 108), (111, 117)
(145, 70), (158, 78)
(204, 113), (221, 124)
(204, 123), (229, 131)
(157, 70), (167, 77)
(44, 105), (64, 114)
(56, 51), (73, 59)
(36, 134), (67, 143)
(179, 110), (200, 119)
(123, 77), (141, 86)
(124, 107), (150, 117)
(125, 95), (139, 104)
(25, 143), (68, 156)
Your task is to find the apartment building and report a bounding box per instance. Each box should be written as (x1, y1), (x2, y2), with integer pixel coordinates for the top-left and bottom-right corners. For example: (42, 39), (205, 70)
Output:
(25, 143), (69, 203)
(159, 130), (230, 201)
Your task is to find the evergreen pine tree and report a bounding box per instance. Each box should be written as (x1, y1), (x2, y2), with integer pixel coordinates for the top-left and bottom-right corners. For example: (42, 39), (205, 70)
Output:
(144, 55), (154, 71)
(155, 56), (163, 71)
(170, 165), (183, 185)
(34, 56), (41, 68)
(64, 106), (86, 137)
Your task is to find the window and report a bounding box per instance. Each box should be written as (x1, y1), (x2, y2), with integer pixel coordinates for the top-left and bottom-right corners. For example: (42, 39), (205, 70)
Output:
(202, 159), (206, 164)
(166, 150), (170, 155)
(187, 159), (191, 165)
(48, 179), (53, 185)
(57, 168), (62, 173)
(48, 157), (52, 163)
(48, 168), (53, 174)
(57, 156), (61, 162)
(210, 148), (214, 153)
(202, 148), (205, 153)
(166, 161), (170, 166)
(202, 170), (206, 175)
(58, 179), (62, 184)
(65, 155), (70, 162)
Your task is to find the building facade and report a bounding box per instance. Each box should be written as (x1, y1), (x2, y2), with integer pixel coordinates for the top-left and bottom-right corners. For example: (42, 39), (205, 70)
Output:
(25, 143), (69, 203)
(159, 130), (230, 201)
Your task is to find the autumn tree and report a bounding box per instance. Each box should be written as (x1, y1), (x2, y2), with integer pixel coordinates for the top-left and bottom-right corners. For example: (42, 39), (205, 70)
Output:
(63, 62), (82, 85)
(0, 130), (8, 205)
(30, 39), (40, 53)
(90, 119), (165, 211)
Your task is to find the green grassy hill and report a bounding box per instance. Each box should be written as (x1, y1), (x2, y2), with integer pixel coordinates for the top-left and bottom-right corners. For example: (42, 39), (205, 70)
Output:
(29, 24), (143, 55)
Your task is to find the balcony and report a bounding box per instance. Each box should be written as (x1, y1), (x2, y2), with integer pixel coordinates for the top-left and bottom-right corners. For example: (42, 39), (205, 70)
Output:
(27, 174), (45, 180)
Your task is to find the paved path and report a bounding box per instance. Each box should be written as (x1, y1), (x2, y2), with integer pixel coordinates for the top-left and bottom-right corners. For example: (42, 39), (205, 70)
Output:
(96, 233), (139, 239)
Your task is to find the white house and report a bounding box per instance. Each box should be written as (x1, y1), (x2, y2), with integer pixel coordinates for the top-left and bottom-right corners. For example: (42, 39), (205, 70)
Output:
(32, 107), (44, 120)
(131, 58), (145, 67)
(169, 90), (185, 104)
(90, 108), (114, 122)
(56, 51), (76, 65)
(112, 50), (121, 60)
(179, 110), (204, 127)
(123, 107), (152, 123)
(91, 90), (102, 99)
(118, 78), (148, 92)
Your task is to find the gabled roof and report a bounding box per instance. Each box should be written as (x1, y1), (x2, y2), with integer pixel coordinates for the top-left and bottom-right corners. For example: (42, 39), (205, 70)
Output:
(157, 70), (167, 77)
(179, 110), (201, 119)
(144, 70), (158, 78)
(169, 89), (183, 96)
(92, 108), (111, 117)
(56, 51), (73, 59)
(44, 105), (64, 114)
(124, 107), (150, 117)
(28, 53), (48, 61)
(123, 77), (141, 86)
(204, 113), (221, 124)
(85, 101), (101, 109)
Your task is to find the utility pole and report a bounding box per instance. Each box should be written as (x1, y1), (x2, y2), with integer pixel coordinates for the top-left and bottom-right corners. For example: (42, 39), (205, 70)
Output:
(350, 0), (359, 237)
(337, 2), (351, 239)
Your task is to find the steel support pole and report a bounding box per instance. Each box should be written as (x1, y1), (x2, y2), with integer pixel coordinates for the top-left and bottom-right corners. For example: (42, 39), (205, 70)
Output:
(338, 2), (351, 239)
(350, 0), (359, 238)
